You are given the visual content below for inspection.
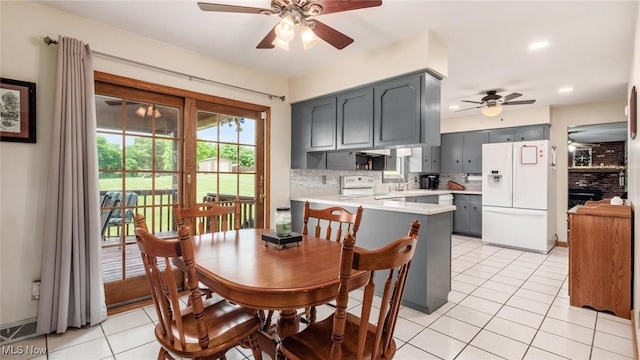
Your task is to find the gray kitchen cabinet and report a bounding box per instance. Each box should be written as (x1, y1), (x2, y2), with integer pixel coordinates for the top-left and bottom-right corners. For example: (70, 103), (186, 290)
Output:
(462, 131), (488, 174)
(290, 96), (336, 169)
(409, 146), (441, 173)
(453, 194), (482, 237)
(327, 151), (356, 170)
(515, 125), (548, 141)
(440, 133), (463, 173)
(306, 152), (327, 169)
(488, 125), (550, 143)
(291, 102), (307, 169)
(337, 88), (373, 149)
(374, 74), (422, 147)
(441, 131), (488, 174)
(489, 128), (515, 143)
(416, 195), (439, 204)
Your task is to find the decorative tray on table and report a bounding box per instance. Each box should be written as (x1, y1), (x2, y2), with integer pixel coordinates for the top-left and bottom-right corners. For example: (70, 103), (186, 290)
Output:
(262, 232), (303, 249)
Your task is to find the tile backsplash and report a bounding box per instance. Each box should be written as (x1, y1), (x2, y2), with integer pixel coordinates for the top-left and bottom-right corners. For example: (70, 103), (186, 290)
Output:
(290, 169), (383, 197)
(291, 169), (481, 196)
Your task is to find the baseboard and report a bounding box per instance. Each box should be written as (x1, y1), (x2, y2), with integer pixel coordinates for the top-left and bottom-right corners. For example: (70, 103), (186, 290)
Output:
(555, 241), (568, 247)
(632, 309), (639, 360)
(0, 318), (38, 345)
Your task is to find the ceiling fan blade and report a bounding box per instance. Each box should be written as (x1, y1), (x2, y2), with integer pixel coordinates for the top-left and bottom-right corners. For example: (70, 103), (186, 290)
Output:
(313, 0), (383, 15)
(455, 106), (484, 112)
(197, 2), (271, 14)
(501, 92), (522, 102)
(256, 26), (277, 49)
(461, 100), (483, 104)
(502, 99), (536, 105)
(312, 20), (353, 50)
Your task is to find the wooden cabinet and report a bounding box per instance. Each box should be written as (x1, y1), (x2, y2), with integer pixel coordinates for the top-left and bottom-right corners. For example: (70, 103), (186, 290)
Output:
(453, 194), (482, 237)
(337, 88), (373, 149)
(441, 131), (488, 174)
(568, 204), (632, 319)
(409, 146), (441, 173)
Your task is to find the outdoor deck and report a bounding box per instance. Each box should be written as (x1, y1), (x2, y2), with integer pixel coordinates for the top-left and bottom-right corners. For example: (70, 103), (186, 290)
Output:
(101, 192), (257, 283)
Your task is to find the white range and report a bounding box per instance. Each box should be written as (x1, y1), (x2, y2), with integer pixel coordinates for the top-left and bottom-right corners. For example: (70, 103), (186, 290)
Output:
(482, 140), (557, 254)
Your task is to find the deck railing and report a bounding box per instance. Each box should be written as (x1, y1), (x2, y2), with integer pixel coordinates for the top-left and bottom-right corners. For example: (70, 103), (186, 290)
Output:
(101, 190), (256, 240)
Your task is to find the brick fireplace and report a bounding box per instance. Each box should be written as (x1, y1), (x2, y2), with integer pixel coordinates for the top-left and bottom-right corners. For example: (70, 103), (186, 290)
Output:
(568, 141), (626, 208)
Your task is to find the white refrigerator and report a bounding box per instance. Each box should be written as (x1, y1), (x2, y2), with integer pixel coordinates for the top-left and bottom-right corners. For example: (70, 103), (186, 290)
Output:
(482, 140), (556, 254)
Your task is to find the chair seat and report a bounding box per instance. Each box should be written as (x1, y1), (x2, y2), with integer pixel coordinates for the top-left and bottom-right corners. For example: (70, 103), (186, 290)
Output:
(156, 298), (261, 358)
(279, 313), (396, 360)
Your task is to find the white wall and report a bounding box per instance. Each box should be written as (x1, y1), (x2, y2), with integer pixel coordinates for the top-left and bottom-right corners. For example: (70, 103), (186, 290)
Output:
(288, 31), (448, 103)
(628, 0), (640, 345)
(549, 100), (627, 242)
(0, 1), (290, 325)
(441, 106), (551, 134)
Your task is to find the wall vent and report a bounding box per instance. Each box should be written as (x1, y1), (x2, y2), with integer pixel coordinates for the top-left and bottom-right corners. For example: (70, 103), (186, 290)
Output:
(0, 318), (38, 344)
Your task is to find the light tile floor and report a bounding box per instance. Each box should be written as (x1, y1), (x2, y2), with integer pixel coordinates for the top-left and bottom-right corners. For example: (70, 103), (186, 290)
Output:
(3, 235), (635, 360)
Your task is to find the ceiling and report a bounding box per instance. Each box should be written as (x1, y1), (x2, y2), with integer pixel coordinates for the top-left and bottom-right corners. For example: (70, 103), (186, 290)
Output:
(37, 0), (638, 122)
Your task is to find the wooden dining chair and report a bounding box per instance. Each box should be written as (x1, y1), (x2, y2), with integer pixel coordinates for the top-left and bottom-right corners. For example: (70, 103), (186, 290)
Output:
(173, 198), (241, 236)
(135, 225), (263, 360)
(299, 200), (364, 323)
(303, 200), (364, 242)
(278, 220), (421, 360)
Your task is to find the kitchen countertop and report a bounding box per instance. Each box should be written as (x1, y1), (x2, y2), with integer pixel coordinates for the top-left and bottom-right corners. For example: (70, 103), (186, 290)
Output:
(290, 194), (457, 215)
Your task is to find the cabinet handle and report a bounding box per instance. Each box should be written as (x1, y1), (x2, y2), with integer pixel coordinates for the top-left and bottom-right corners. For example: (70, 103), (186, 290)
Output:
(463, 206), (467, 209)
(468, 160), (471, 163)
(507, 138), (511, 141)
(456, 160), (460, 163)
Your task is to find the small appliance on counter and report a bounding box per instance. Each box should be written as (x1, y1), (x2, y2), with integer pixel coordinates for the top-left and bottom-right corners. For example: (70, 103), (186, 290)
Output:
(420, 174), (440, 190)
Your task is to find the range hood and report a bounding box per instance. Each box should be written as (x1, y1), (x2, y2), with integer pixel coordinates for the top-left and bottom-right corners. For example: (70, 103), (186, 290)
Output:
(356, 148), (412, 157)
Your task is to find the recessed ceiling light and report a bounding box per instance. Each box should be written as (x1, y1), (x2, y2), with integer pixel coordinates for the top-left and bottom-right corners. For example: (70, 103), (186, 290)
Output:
(449, 105), (460, 110)
(529, 41), (549, 50)
(558, 87), (574, 93)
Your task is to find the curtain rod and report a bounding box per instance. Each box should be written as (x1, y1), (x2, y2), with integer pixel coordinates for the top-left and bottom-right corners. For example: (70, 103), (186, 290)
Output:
(43, 36), (286, 102)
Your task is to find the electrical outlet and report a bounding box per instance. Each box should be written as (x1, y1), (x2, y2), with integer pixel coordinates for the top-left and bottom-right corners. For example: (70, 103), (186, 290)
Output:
(31, 281), (40, 301)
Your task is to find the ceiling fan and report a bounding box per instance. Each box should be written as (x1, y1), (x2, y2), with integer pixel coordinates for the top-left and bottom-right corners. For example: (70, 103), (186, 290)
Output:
(456, 90), (536, 117)
(197, 0), (383, 50)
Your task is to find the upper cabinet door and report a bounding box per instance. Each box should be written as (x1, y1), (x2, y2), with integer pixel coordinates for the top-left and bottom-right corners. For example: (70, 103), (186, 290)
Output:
(304, 96), (337, 151)
(515, 125), (547, 141)
(374, 74), (422, 147)
(441, 133), (463, 173)
(337, 88), (373, 149)
(489, 128), (515, 143)
(462, 131), (489, 174)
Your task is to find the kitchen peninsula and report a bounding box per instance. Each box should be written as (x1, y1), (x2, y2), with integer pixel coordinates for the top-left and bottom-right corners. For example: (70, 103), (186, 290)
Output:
(289, 193), (455, 314)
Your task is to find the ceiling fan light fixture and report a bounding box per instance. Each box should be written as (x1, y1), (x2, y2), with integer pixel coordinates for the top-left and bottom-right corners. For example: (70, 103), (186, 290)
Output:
(275, 16), (295, 42)
(481, 106), (503, 117)
(136, 106), (147, 117)
(271, 36), (290, 50)
(300, 25), (319, 49)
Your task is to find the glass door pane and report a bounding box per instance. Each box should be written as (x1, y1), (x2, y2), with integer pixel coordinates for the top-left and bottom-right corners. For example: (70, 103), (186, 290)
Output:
(193, 109), (262, 228)
(96, 94), (180, 291)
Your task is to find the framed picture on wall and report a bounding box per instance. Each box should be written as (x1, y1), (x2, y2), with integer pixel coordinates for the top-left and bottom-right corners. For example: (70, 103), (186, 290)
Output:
(573, 148), (592, 167)
(0, 78), (36, 143)
(631, 86), (637, 140)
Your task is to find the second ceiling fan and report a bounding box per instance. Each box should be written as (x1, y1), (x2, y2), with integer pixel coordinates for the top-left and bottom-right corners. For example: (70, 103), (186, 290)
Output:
(198, 0), (382, 50)
(457, 90), (536, 117)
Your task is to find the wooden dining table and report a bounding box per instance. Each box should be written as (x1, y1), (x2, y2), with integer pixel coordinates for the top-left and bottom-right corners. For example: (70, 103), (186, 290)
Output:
(186, 228), (369, 358)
